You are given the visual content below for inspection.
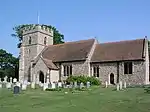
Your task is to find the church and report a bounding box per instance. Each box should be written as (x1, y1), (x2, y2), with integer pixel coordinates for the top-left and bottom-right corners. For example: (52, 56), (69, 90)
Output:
(19, 24), (150, 85)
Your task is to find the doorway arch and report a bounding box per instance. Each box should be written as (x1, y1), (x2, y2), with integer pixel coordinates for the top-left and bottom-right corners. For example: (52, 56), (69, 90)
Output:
(39, 71), (44, 83)
(110, 73), (115, 84)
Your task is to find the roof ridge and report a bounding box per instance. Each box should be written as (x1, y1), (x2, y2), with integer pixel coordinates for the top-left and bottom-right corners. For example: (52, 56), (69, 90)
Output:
(99, 38), (145, 45)
(47, 38), (95, 47)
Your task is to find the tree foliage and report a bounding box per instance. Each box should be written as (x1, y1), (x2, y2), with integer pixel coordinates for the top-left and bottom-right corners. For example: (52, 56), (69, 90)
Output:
(0, 49), (19, 79)
(11, 24), (65, 48)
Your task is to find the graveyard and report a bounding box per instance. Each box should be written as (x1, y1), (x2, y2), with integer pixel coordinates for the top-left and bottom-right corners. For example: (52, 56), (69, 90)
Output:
(0, 76), (150, 112)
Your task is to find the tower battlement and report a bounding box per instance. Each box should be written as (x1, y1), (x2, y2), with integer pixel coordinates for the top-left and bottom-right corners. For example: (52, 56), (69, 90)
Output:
(23, 24), (53, 36)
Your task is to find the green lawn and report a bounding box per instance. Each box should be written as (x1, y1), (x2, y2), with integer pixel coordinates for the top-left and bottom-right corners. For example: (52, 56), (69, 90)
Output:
(0, 86), (150, 112)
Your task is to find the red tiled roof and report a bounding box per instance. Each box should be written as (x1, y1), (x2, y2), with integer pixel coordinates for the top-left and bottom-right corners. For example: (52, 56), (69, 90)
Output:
(42, 39), (95, 62)
(91, 38), (145, 62)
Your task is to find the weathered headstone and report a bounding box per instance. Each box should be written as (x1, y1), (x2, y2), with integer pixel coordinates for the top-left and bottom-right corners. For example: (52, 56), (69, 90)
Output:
(13, 86), (20, 94)
(4, 76), (8, 83)
(124, 81), (127, 89)
(70, 82), (73, 88)
(22, 84), (27, 90)
(74, 81), (77, 88)
(58, 82), (62, 88)
(6, 82), (11, 89)
(40, 83), (44, 87)
(13, 78), (17, 83)
(31, 82), (35, 89)
(10, 77), (13, 83)
(80, 82), (84, 89)
(16, 82), (21, 87)
(86, 81), (90, 89)
(51, 82), (56, 89)
(38, 82), (42, 87)
(117, 83), (119, 91)
(119, 81), (122, 90)
(128, 83), (131, 86)
(27, 82), (31, 85)
(24, 80), (28, 85)
(43, 83), (49, 91)
(105, 81), (108, 88)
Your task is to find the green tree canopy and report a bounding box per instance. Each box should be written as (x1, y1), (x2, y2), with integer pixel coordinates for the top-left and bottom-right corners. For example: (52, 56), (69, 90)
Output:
(0, 49), (19, 79)
(11, 24), (65, 48)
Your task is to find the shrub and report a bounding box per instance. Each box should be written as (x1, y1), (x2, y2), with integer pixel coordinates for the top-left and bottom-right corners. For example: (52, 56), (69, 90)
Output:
(87, 76), (101, 85)
(66, 75), (101, 85)
(144, 86), (150, 93)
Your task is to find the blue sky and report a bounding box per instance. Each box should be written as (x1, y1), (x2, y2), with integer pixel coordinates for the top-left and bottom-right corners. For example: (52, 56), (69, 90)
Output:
(0, 0), (150, 57)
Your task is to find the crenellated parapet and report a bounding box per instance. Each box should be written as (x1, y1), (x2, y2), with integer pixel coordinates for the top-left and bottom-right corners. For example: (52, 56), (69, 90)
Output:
(22, 24), (53, 36)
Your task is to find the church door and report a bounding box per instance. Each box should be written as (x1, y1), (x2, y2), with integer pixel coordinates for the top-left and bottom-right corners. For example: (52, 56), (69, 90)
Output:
(39, 71), (44, 83)
(110, 73), (115, 84)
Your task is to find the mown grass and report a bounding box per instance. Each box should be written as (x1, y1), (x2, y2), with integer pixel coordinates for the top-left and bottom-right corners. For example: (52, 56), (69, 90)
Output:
(0, 86), (150, 112)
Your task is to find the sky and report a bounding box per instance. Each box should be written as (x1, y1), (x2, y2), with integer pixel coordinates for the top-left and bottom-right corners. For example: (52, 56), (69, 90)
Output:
(0, 0), (150, 57)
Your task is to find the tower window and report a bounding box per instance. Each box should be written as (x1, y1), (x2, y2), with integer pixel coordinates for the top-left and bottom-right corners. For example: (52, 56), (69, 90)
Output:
(29, 37), (31, 44)
(44, 37), (47, 45)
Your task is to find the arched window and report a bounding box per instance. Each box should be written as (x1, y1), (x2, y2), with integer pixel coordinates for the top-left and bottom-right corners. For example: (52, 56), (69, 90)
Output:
(44, 37), (47, 45)
(29, 37), (31, 44)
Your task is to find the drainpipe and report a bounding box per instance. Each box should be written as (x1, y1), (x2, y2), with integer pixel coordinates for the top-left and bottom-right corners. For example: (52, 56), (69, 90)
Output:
(117, 62), (119, 83)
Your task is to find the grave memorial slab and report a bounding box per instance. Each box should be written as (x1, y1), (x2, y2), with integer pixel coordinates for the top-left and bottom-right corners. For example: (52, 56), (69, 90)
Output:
(74, 82), (77, 88)
(86, 81), (90, 88)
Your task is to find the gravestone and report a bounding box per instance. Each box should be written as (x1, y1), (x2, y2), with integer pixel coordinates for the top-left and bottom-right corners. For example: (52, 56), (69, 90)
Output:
(16, 82), (21, 88)
(74, 81), (77, 88)
(6, 82), (11, 89)
(4, 76), (8, 83)
(24, 80), (28, 85)
(116, 83), (119, 91)
(80, 82), (84, 89)
(13, 86), (20, 94)
(58, 82), (62, 88)
(128, 83), (131, 86)
(13, 78), (17, 83)
(86, 81), (90, 89)
(70, 82), (73, 88)
(10, 77), (13, 83)
(43, 83), (49, 91)
(22, 84), (27, 90)
(69, 83), (73, 89)
(31, 82), (35, 89)
(124, 82), (127, 89)
(40, 83), (44, 87)
(119, 81), (123, 90)
(105, 81), (108, 88)
(27, 82), (31, 85)
(51, 82), (56, 89)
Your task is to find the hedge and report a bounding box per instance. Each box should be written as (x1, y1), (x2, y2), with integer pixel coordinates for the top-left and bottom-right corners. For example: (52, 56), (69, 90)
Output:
(66, 75), (101, 85)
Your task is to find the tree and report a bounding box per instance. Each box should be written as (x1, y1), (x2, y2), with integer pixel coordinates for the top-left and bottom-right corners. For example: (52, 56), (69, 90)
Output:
(11, 24), (65, 48)
(0, 49), (19, 79)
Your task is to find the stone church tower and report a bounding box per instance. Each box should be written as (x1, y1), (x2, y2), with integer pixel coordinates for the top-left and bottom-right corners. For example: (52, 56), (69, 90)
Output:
(19, 25), (53, 82)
